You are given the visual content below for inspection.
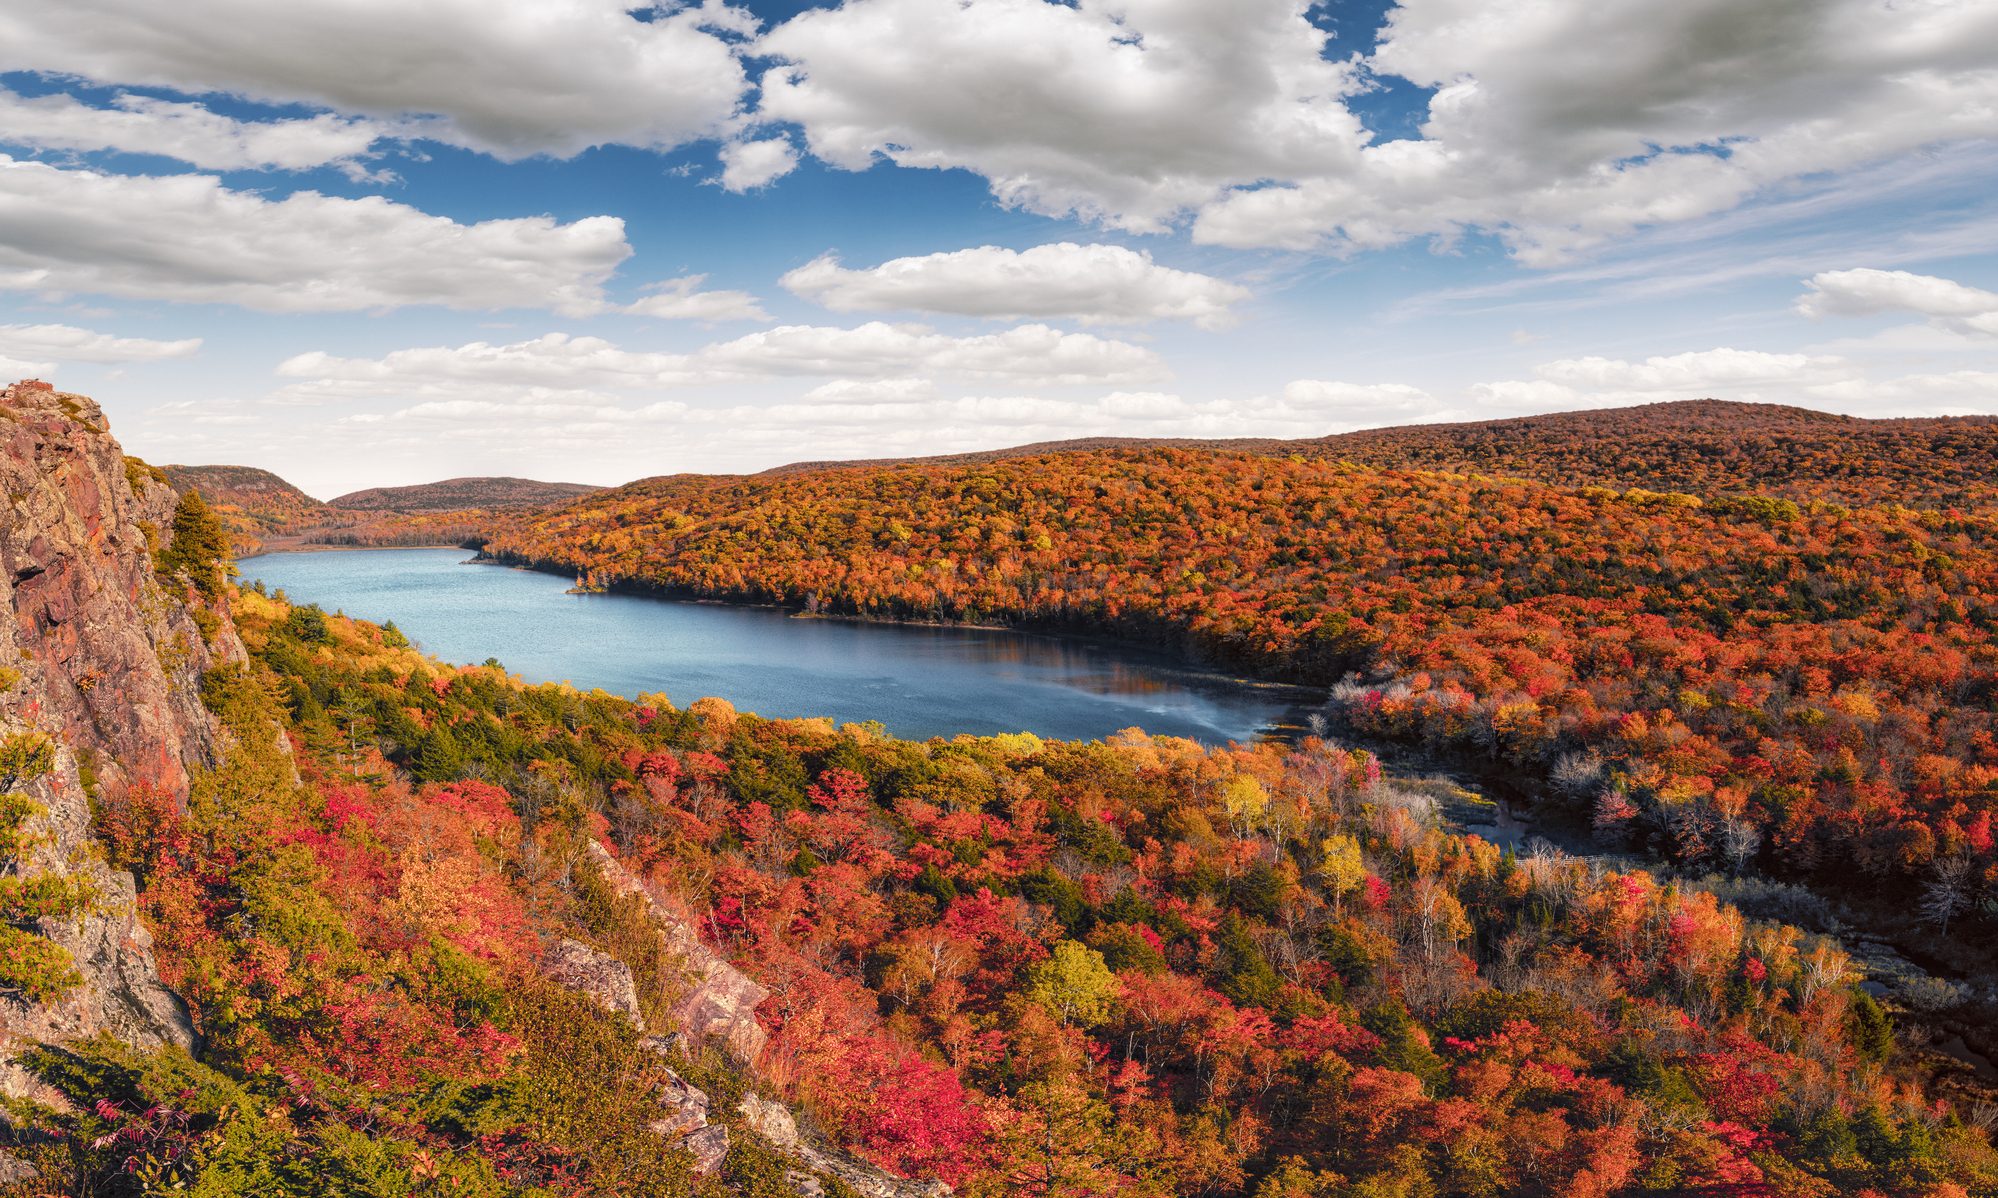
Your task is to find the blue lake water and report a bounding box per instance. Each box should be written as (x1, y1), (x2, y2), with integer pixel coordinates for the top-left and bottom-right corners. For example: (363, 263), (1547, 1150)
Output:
(236, 548), (1318, 744)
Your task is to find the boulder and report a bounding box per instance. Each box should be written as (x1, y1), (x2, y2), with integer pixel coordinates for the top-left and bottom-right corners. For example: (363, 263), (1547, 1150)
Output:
(543, 939), (642, 1027)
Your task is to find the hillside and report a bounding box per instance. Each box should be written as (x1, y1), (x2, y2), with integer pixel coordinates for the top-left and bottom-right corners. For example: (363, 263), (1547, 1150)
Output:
(328, 476), (604, 513)
(163, 463), (329, 553)
(158, 466), (591, 555)
(754, 400), (1998, 512)
(1310, 400), (1998, 511)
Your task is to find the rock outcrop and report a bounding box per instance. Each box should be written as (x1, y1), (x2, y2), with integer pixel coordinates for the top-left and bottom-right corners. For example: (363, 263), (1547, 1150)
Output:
(583, 839), (768, 1065)
(544, 938), (643, 1028)
(1, 382), (244, 803)
(739, 1093), (951, 1198)
(0, 381), (250, 1098)
(640, 1040), (730, 1175)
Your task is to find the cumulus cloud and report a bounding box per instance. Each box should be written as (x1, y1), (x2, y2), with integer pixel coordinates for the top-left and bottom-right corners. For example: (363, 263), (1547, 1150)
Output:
(0, 156), (631, 314)
(0, 87), (387, 177)
(782, 243), (1251, 329)
(1207, 0), (1998, 260)
(751, 0), (1998, 260)
(799, 378), (938, 404)
(0, 322), (201, 363)
(624, 276), (771, 323)
(1798, 268), (1998, 337)
(718, 137), (800, 192)
(0, 0), (752, 160)
(1534, 348), (1849, 393)
(274, 322), (1166, 395)
(757, 0), (1364, 233)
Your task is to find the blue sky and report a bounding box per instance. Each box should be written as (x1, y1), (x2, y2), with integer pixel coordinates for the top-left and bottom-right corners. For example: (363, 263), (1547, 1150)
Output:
(1, 0), (1994, 496)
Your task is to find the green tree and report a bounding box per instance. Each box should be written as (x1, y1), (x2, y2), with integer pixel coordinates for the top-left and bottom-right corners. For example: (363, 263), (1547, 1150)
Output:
(1026, 941), (1119, 1027)
(157, 490), (233, 601)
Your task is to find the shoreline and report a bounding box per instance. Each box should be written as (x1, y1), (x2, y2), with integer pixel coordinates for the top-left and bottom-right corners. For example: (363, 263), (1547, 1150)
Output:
(241, 539), (471, 557)
(481, 551), (1331, 700)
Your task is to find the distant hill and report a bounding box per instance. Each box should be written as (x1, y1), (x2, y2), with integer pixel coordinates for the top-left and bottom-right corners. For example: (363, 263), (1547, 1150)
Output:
(327, 476), (604, 512)
(163, 464), (327, 552)
(760, 399), (1998, 511)
(158, 468), (595, 553)
(1306, 399), (1998, 510)
(163, 464), (324, 514)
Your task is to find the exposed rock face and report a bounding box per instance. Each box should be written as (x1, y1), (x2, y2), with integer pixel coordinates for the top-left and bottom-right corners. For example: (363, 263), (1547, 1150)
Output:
(739, 1093), (951, 1198)
(544, 938), (643, 1027)
(583, 839), (768, 1065)
(0, 381), (245, 1097)
(0, 383), (244, 804)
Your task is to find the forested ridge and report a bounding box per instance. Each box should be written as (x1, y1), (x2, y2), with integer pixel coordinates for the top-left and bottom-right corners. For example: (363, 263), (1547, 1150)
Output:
(1309, 402), (1998, 512)
(750, 401), (1998, 514)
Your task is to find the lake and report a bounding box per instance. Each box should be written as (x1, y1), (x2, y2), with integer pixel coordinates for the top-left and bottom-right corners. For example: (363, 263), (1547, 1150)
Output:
(236, 548), (1320, 744)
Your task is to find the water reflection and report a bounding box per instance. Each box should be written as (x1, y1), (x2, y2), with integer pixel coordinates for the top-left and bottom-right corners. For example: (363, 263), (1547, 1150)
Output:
(238, 548), (1320, 744)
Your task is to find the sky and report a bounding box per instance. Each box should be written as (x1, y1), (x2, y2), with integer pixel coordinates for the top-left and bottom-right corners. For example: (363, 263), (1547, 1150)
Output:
(1, 0), (1995, 498)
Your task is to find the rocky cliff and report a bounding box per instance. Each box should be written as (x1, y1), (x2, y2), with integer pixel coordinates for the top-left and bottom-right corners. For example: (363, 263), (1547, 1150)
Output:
(0, 380), (251, 1098)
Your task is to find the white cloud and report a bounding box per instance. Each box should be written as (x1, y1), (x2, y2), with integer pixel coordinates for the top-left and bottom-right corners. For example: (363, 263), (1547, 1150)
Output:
(718, 137), (800, 192)
(1804, 368), (1998, 410)
(1534, 348), (1849, 392)
(624, 275), (771, 323)
(0, 322), (201, 363)
(1452, 345), (1994, 417)
(274, 322), (1166, 395)
(757, 0), (1364, 233)
(1798, 267), (1998, 337)
(1204, 0), (1998, 261)
(782, 243), (1251, 329)
(0, 156), (631, 314)
(799, 378), (938, 404)
(0, 0), (753, 160)
(751, 0), (1998, 260)
(1283, 380), (1438, 418)
(0, 87), (387, 177)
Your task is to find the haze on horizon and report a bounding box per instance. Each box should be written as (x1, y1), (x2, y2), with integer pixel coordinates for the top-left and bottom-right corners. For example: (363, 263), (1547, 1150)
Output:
(1, 0), (1995, 496)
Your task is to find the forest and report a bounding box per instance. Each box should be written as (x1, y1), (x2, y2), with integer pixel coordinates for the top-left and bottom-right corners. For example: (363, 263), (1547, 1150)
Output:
(478, 426), (1998, 931)
(13, 586), (1996, 1196)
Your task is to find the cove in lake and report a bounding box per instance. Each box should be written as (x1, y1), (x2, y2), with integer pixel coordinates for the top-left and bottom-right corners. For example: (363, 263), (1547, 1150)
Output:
(237, 548), (1321, 744)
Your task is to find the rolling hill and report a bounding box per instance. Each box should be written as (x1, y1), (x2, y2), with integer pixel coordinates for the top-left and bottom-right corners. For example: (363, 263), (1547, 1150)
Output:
(756, 400), (1998, 511)
(328, 476), (604, 512)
